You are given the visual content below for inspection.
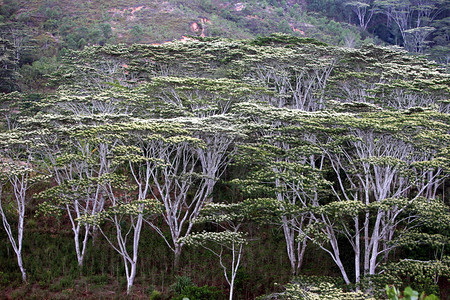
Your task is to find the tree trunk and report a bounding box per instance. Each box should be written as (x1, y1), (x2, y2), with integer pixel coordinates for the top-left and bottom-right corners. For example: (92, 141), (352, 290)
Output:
(354, 216), (360, 288)
(282, 219), (297, 274)
(17, 251), (27, 283)
(126, 262), (137, 295)
(75, 224), (90, 267)
(369, 211), (383, 274)
(296, 237), (307, 275)
(174, 244), (182, 269)
(17, 202), (26, 283)
(329, 232), (351, 285)
(229, 278), (234, 300)
(126, 214), (143, 294)
(364, 211), (370, 276)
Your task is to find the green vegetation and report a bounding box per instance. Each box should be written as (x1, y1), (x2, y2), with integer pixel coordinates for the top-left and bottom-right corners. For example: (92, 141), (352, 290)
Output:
(0, 0), (448, 93)
(386, 285), (439, 300)
(0, 1), (448, 298)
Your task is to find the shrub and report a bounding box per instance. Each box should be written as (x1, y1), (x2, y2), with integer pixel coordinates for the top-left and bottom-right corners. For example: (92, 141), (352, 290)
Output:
(149, 290), (162, 300)
(386, 285), (439, 300)
(259, 276), (374, 300)
(175, 285), (223, 300)
(170, 275), (194, 295)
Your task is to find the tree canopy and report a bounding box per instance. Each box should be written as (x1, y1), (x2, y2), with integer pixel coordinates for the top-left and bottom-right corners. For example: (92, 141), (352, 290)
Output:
(0, 34), (448, 298)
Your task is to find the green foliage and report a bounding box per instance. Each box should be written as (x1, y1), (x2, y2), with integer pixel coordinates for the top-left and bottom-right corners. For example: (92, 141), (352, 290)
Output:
(0, 24), (449, 299)
(0, 37), (19, 92)
(382, 257), (450, 295)
(172, 285), (223, 300)
(49, 277), (74, 292)
(194, 198), (284, 225)
(149, 289), (162, 300)
(88, 274), (109, 286)
(262, 275), (374, 299)
(386, 285), (439, 300)
(251, 33), (328, 47)
(182, 231), (248, 248)
(170, 275), (194, 295)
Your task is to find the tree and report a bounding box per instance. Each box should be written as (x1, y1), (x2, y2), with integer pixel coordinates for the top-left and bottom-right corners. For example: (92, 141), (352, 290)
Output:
(16, 34), (447, 295)
(0, 129), (42, 282)
(242, 34), (337, 111)
(105, 117), (240, 267)
(0, 92), (34, 131)
(181, 198), (282, 300)
(36, 127), (114, 267)
(302, 106), (449, 286)
(328, 44), (449, 111)
(232, 102), (329, 275)
(78, 173), (162, 294)
(43, 44), (258, 269)
(428, 16), (450, 66)
(345, 0), (375, 30)
(374, 0), (444, 52)
(31, 95), (127, 267)
(234, 100), (448, 288)
(0, 37), (18, 92)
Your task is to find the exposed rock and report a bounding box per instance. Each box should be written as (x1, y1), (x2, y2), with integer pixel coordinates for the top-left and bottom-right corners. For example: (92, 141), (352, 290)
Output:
(288, 0), (306, 8)
(234, 3), (245, 11)
(121, 63), (129, 74)
(290, 24), (305, 35)
(190, 22), (201, 32)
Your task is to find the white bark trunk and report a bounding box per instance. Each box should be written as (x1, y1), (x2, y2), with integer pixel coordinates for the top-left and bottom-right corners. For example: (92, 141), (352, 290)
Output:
(0, 165), (30, 283)
(355, 217), (360, 286)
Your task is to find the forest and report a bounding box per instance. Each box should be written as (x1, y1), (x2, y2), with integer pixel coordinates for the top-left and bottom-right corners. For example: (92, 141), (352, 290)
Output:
(0, 0), (449, 93)
(0, 33), (448, 299)
(0, 0), (449, 299)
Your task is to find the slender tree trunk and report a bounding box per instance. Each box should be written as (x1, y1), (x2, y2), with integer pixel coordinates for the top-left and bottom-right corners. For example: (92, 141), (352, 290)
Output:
(328, 230), (351, 285)
(0, 183), (28, 283)
(334, 253), (351, 285)
(174, 243), (183, 269)
(123, 255), (132, 295)
(369, 211), (384, 274)
(17, 211), (26, 283)
(229, 278), (234, 300)
(228, 242), (243, 300)
(126, 214), (143, 294)
(127, 266), (136, 294)
(126, 251), (138, 295)
(0, 211), (27, 283)
(282, 218), (297, 274)
(296, 237), (307, 274)
(79, 226), (90, 266)
(17, 251), (26, 283)
(354, 216), (360, 287)
(364, 212), (370, 276)
(74, 224), (90, 266)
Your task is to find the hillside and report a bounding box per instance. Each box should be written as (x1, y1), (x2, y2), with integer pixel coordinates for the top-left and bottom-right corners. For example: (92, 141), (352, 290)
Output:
(2, 0), (448, 94)
(0, 1), (449, 299)
(3, 0), (364, 45)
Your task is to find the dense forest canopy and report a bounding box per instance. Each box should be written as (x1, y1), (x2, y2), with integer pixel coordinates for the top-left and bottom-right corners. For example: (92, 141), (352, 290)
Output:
(0, 0), (449, 299)
(0, 33), (448, 299)
(0, 0), (449, 94)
